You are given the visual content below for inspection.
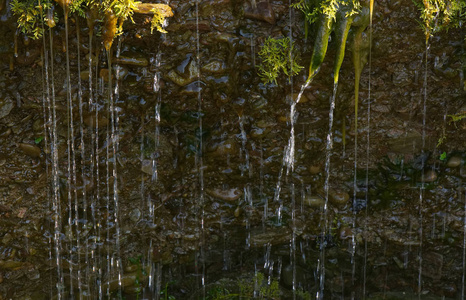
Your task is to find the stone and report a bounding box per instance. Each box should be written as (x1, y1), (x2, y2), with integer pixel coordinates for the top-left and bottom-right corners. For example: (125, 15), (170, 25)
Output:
(303, 195), (325, 208)
(244, 1), (275, 24)
(134, 3), (173, 17)
(446, 155), (462, 168)
(0, 97), (14, 119)
(206, 187), (242, 202)
(115, 56), (148, 67)
(18, 143), (41, 158)
(422, 169), (437, 183)
(141, 159), (155, 175)
(329, 189), (350, 207)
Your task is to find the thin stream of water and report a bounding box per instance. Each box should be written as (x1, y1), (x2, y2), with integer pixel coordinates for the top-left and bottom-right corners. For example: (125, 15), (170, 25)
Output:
(48, 15), (64, 299)
(107, 45), (123, 296)
(318, 82), (338, 299)
(362, 1), (374, 297)
(418, 32), (430, 299)
(75, 18), (90, 297)
(40, 2), (56, 297)
(63, 10), (79, 297)
(195, 0), (206, 295)
(462, 188), (466, 300)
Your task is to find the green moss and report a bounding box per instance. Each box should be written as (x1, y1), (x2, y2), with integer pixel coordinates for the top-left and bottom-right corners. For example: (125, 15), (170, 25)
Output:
(257, 37), (303, 85)
(150, 7), (167, 34)
(413, 0), (466, 40)
(238, 272), (280, 299)
(10, 0), (172, 41)
(10, 0), (53, 39)
(291, 0), (360, 27)
(448, 112), (466, 123)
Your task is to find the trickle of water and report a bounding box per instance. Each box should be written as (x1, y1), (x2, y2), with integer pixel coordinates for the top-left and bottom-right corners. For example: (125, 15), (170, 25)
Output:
(462, 189), (466, 300)
(63, 8), (79, 297)
(239, 114), (250, 177)
(195, 0), (206, 295)
(260, 144), (267, 226)
(417, 27), (431, 299)
(152, 53), (162, 184)
(363, 1), (374, 298)
(245, 185), (252, 248)
(40, 14), (63, 296)
(251, 33), (256, 68)
(273, 101), (298, 225)
(318, 82), (338, 300)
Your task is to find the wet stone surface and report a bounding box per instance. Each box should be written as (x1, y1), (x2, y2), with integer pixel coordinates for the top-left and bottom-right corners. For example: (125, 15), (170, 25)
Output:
(0, 0), (465, 299)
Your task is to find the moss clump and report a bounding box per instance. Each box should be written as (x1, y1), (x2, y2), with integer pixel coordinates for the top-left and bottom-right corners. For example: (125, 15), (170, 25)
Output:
(10, 0), (173, 41)
(413, 0), (466, 40)
(10, 0), (54, 39)
(257, 37), (303, 85)
(291, 0), (360, 27)
(150, 7), (167, 34)
(238, 272), (280, 299)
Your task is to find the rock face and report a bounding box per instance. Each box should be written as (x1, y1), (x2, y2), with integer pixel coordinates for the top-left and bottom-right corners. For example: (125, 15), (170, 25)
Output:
(0, 0), (465, 299)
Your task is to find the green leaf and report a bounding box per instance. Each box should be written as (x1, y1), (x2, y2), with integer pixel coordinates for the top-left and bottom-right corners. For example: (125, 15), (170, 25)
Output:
(440, 152), (447, 161)
(35, 136), (44, 144)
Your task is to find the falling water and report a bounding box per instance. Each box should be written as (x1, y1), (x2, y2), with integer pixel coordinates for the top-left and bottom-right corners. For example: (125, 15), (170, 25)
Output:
(40, 1), (64, 297)
(239, 114), (250, 177)
(63, 6), (80, 297)
(148, 50), (163, 298)
(462, 188), (466, 300)
(362, 0), (374, 298)
(418, 28), (431, 299)
(317, 82), (338, 300)
(107, 40), (123, 297)
(49, 14), (64, 299)
(75, 17), (90, 297)
(195, 0), (206, 295)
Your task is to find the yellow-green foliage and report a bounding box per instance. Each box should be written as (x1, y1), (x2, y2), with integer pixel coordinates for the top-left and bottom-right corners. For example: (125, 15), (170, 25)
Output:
(414, 0), (466, 39)
(257, 37), (303, 85)
(102, 0), (140, 34)
(10, 0), (53, 39)
(150, 7), (167, 34)
(291, 0), (360, 27)
(238, 272), (280, 299)
(10, 0), (171, 40)
(449, 112), (466, 123)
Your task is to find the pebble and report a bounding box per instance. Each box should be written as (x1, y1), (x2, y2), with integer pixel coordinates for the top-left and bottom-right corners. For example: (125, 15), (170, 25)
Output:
(244, 1), (275, 24)
(303, 195), (325, 208)
(201, 60), (226, 74)
(0, 260), (24, 269)
(446, 155), (462, 168)
(206, 187), (242, 202)
(18, 143), (41, 158)
(141, 160), (155, 175)
(99, 68), (112, 82)
(329, 189), (350, 207)
(0, 97), (14, 119)
(115, 56), (148, 67)
(422, 169), (437, 182)
(250, 227), (291, 247)
(129, 208), (141, 223)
